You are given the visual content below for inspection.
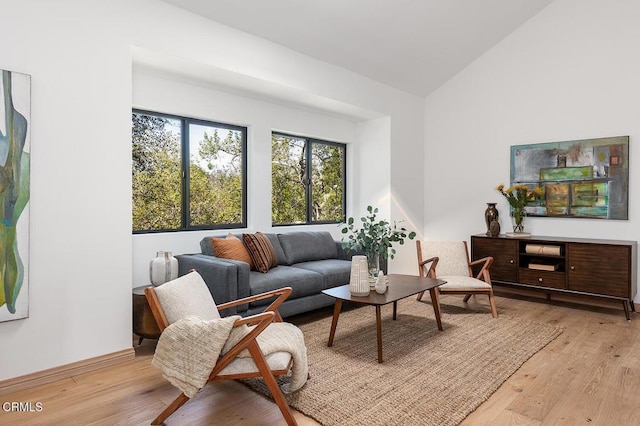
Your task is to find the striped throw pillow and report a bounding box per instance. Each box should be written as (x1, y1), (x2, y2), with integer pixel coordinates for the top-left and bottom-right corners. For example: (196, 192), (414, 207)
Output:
(242, 232), (278, 273)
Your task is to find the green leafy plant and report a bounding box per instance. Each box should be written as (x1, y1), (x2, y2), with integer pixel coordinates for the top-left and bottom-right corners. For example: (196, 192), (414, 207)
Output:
(340, 206), (416, 260)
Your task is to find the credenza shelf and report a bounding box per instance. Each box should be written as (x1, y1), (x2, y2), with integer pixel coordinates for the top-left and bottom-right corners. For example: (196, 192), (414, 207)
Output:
(471, 234), (637, 320)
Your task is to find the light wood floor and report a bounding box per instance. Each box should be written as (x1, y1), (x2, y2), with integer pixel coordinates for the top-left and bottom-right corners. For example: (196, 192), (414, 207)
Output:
(3, 289), (640, 425)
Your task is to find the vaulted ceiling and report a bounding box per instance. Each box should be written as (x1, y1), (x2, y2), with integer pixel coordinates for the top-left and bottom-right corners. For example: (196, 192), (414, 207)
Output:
(159, 0), (554, 97)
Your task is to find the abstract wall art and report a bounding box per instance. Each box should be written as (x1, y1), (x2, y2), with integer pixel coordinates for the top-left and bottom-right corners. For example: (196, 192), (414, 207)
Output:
(510, 136), (629, 220)
(0, 69), (30, 322)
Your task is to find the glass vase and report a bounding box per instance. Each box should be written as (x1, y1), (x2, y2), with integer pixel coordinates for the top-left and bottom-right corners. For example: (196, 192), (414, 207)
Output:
(366, 251), (381, 281)
(512, 208), (526, 234)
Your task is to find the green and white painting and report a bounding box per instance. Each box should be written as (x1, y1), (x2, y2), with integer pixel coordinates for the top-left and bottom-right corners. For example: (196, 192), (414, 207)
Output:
(511, 136), (629, 220)
(0, 69), (30, 322)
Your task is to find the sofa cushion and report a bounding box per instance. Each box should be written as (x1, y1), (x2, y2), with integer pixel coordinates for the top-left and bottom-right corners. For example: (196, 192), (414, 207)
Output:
(291, 259), (352, 289)
(243, 232), (278, 273)
(248, 266), (324, 307)
(277, 232), (338, 265)
(210, 233), (255, 270)
(263, 233), (288, 266)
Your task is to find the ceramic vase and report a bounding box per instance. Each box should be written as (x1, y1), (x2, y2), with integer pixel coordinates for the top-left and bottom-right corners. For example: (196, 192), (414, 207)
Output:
(349, 255), (370, 296)
(150, 251), (178, 286)
(489, 219), (501, 237)
(484, 203), (499, 235)
(374, 271), (387, 294)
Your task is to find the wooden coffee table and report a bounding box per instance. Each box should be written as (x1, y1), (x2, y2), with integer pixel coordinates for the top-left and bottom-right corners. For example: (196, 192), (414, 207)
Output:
(322, 274), (446, 363)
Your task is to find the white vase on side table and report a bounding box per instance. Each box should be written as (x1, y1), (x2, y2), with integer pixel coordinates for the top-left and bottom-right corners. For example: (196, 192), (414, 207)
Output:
(150, 251), (178, 286)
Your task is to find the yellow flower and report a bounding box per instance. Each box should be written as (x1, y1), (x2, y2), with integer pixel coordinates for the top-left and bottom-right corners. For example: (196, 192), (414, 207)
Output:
(533, 186), (544, 197)
(496, 183), (544, 210)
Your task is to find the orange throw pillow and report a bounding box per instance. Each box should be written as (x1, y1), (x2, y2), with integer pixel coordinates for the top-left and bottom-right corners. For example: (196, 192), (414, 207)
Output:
(210, 233), (255, 270)
(242, 232), (278, 273)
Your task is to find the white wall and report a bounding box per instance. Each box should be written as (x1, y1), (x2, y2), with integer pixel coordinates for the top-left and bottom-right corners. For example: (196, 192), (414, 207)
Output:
(424, 0), (640, 300)
(0, 1), (133, 380)
(1, 0), (425, 381)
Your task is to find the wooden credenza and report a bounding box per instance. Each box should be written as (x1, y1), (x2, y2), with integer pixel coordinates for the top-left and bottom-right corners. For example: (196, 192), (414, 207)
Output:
(470, 234), (637, 319)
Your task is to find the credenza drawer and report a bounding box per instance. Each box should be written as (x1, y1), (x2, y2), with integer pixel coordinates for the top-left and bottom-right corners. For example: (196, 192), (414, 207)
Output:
(518, 269), (565, 289)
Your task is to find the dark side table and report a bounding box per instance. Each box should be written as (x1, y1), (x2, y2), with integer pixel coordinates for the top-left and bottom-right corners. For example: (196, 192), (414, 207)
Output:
(133, 285), (161, 345)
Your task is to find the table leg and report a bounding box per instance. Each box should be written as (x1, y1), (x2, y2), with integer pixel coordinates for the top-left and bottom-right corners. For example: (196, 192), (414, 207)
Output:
(328, 300), (342, 347)
(429, 288), (444, 331)
(376, 305), (383, 363)
(623, 300), (631, 321)
(393, 301), (397, 320)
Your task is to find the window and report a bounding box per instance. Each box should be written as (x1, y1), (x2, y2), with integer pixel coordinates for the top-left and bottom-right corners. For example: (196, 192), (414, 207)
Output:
(272, 132), (346, 225)
(132, 110), (247, 233)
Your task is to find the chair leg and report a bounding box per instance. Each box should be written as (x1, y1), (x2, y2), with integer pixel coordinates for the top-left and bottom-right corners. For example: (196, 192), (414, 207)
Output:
(463, 294), (472, 303)
(248, 341), (297, 426)
(488, 291), (498, 318)
(151, 393), (190, 425)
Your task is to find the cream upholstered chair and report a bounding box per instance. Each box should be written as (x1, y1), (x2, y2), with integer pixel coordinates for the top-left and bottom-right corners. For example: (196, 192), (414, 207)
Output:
(416, 240), (498, 318)
(144, 271), (299, 426)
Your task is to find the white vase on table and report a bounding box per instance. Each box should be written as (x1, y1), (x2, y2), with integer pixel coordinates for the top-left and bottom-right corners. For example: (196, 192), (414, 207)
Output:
(150, 251), (178, 286)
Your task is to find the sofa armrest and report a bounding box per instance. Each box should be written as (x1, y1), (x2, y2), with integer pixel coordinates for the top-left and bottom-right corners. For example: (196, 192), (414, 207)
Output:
(176, 254), (249, 316)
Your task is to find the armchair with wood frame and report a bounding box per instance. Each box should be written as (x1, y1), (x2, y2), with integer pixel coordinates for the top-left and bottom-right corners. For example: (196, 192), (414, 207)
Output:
(416, 240), (498, 318)
(144, 270), (302, 425)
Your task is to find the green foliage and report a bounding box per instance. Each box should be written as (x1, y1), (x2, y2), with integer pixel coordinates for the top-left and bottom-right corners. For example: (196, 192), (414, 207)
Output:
(340, 206), (416, 260)
(311, 143), (343, 222)
(271, 134), (344, 225)
(132, 113), (181, 231)
(272, 134), (306, 224)
(132, 112), (244, 231)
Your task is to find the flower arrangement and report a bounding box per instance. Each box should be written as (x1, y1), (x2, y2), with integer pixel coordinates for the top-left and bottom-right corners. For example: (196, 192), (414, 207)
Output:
(496, 184), (544, 233)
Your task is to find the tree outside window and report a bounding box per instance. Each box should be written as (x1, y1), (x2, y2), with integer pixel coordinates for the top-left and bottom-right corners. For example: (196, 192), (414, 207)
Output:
(272, 133), (345, 225)
(132, 110), (246, 233)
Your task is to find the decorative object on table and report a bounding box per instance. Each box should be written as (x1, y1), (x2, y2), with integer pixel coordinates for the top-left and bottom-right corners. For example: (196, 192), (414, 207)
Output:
(374, 271), (387, 294)
(489, 219), (501, 237)
(0, 69), (31, 323)
(484, 203), (499, 235)
(149, 251), (178, 286)
(349, 255), (370, 296)
(510, 136), (629, 220)
(496, 184), (543, 237)
(341, 205), (417, 279)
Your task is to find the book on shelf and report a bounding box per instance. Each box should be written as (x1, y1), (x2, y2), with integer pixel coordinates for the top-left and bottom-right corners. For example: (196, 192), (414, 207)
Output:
(525, 244), (561, 256)
(528, 263), (557, 271)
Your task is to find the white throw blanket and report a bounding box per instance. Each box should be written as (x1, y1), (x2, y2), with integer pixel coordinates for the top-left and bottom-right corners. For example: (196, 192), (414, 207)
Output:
(152, 315), (308, 398)
(223, 321), (308, 394)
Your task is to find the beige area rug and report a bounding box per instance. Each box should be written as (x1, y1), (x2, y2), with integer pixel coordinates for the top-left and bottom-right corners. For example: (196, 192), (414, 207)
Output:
(244, 299), (562, 426)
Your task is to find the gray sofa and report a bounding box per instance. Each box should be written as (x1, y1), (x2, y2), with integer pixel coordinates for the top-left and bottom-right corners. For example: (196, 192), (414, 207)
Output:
(176, 231), (357, 318)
